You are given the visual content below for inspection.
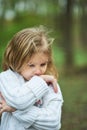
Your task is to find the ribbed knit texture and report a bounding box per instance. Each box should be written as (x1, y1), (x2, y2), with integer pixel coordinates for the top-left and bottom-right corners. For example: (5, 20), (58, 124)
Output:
(0, 69), (63, 130)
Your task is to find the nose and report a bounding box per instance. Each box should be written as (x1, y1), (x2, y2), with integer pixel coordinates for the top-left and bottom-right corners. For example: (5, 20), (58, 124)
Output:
(34, 67), (42, 76)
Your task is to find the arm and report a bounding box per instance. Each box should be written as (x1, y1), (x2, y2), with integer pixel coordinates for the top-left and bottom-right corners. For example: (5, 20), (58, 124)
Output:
(0, 70), (58, 110)
(12, 84), (63, 130)
(40, 75), (58, 93)
(0, 76), (63, 129)
(0, 70), (48, 110)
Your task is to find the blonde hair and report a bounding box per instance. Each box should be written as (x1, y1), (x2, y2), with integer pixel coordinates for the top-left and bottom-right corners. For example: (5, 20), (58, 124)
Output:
(2, 26), (58, 79)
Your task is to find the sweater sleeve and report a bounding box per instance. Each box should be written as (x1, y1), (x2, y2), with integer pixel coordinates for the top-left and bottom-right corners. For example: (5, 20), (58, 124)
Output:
(0, 71), (48, 110)
(12, 84), (63, 130)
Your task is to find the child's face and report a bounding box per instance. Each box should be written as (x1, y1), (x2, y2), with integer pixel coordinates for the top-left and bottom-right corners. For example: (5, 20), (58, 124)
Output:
(20, 52), (48, 80)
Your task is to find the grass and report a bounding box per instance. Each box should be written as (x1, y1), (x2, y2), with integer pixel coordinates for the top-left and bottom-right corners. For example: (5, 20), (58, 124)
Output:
(59, 74), (87, 130)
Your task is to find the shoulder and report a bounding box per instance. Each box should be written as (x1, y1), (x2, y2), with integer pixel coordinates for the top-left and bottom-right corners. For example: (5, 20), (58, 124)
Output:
(0, 69), (24, 84)
(0, 69), (14, 76)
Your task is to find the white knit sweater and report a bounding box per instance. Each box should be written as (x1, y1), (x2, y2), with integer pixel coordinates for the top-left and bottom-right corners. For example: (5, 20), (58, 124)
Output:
(0, 69), (63, 130)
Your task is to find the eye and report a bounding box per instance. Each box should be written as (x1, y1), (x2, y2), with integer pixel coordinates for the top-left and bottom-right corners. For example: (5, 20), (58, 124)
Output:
(28, 64), (35, 67)
(40, 63), (47, 67)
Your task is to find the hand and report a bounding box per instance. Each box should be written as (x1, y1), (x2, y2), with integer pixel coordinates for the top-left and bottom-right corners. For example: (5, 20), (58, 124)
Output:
(0, 93), (16, 116)
(40, 75), (58, 93)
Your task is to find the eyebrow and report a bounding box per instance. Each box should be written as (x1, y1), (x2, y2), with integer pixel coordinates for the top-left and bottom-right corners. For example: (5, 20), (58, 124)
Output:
(28, 61), (48, 65)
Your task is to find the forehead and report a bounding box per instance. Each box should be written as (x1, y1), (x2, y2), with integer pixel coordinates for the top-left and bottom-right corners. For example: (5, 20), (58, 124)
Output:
(28, 52), (48, 63)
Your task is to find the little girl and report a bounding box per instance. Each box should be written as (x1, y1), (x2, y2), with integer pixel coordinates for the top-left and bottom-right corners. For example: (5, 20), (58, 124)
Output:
(0, 26), (63, 130)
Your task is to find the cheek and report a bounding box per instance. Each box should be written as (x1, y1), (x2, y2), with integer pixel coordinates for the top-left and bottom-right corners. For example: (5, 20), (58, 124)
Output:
(24, 70), (32, 77)
(23, 72), (32, 80)
(42, 66), (47, 73)
(20, 69), (31, 80)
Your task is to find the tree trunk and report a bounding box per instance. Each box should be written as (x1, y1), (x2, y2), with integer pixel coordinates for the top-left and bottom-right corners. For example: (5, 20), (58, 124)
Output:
(54, 0), (74, 72)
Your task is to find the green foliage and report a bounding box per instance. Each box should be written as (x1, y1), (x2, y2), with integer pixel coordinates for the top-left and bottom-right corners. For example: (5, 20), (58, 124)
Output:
(52, 46), (65, 69)
(74, 48), (87, 66)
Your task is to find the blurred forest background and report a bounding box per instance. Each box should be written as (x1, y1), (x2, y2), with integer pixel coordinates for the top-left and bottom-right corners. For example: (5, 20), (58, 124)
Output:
(0, 0), (87, 129)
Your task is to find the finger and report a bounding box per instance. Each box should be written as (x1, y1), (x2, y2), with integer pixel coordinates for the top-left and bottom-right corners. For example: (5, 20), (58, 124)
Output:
(0, 108), (4, 115)
(0, 104), (3, 108)
(48, 76), (58, 93)
(0, 101), (2, 104)
(52, 79), (58, 93)
(0, 100), (5, 104)
(0, 92), (5, 100)
(53, 82), (58, 93)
